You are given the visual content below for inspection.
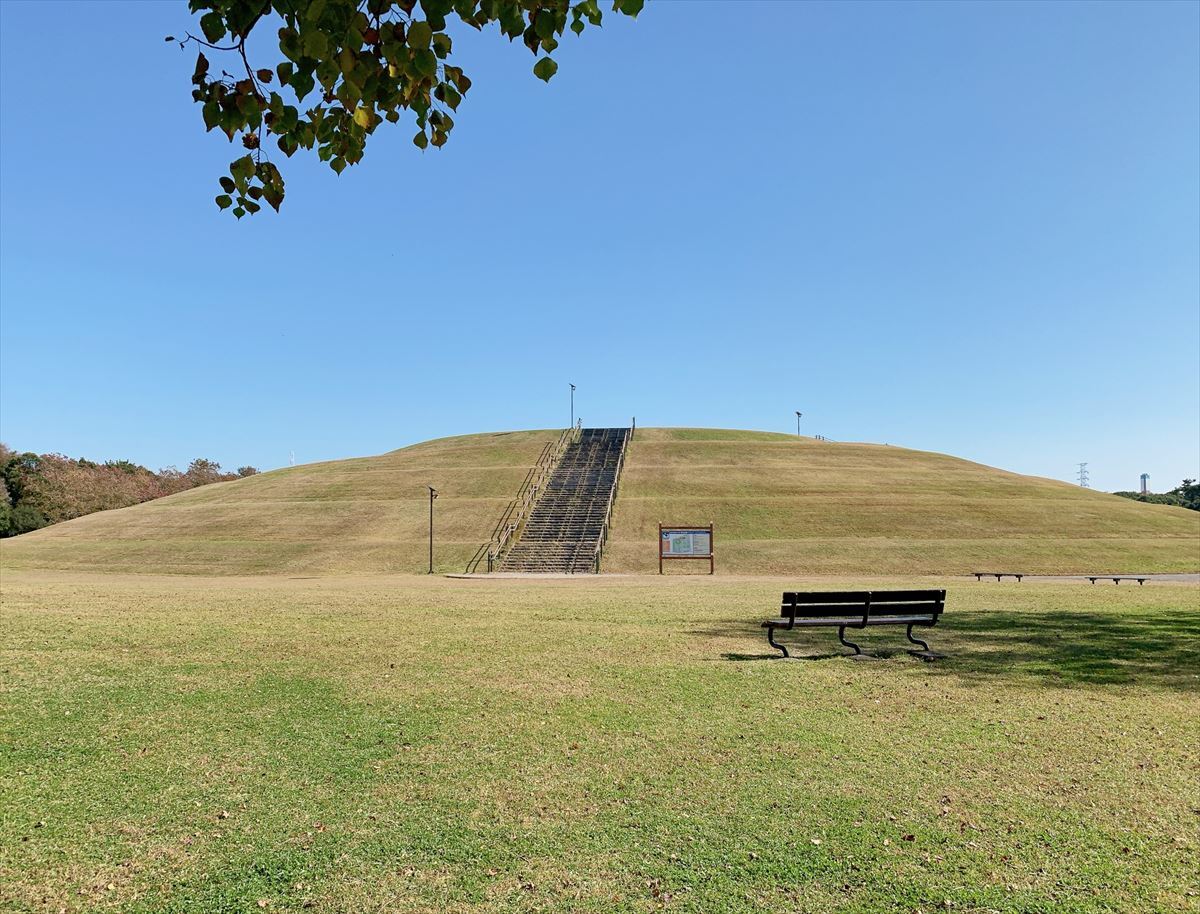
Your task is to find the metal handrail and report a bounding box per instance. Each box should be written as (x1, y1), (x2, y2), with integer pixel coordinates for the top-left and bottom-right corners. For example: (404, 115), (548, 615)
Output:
(465, 422), (580, 573)
(590, 426), (631, 573)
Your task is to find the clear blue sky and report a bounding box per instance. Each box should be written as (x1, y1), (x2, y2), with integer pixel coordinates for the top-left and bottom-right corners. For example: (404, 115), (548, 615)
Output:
(1, 1), (1197, 493)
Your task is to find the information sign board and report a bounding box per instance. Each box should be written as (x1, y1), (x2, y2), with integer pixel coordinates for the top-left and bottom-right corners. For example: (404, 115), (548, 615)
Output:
(658, 523), (714, 574)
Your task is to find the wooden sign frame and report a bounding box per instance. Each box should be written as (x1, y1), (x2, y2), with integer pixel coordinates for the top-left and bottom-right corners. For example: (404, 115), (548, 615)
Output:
(658, 523), (715, 574)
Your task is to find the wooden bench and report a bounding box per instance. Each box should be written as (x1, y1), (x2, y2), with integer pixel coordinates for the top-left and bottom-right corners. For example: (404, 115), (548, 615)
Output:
(762, 590), (947, 659)
(973, 572), (1023, 582)
(1088, 576), (1148, 585)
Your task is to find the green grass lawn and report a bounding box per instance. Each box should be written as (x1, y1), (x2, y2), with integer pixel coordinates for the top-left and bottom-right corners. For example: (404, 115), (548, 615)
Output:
(1, 573), (1197, 913)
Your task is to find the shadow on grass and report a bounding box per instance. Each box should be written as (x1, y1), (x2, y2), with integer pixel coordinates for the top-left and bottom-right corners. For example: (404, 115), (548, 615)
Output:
(696, 610), (1200, 691)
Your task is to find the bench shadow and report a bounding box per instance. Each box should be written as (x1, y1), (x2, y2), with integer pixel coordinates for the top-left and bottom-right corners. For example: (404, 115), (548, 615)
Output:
(720, 651), (845, 662)
(693, 610), (1200, 692)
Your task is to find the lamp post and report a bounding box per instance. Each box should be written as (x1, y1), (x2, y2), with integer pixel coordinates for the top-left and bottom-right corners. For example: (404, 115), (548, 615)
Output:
(795, 411), (802, 437)
(427, 485), (438, 574)
(570, 383), (576, 429)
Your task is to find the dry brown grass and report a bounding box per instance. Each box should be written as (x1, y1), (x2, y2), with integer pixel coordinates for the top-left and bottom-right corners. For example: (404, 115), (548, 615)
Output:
(2, 428), (1195, 576)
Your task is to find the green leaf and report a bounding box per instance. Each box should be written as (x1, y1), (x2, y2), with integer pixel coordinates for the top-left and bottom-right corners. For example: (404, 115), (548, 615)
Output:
(413, 49), (438, 78)
(534, 9), (555, 39)
(230, 155), (255, 182)
(215, 194), (233, 210)
(330, 157), (347, 174)
(199, 12), (226, 43)
(413, 130), (428, 149)
(533, 56), (558, 82)
(290, 70), (315, 101)
(617, 0), (644, 15)
(219, 176), (236, 193)
(232, 206), (245, 219)
(407, 20), (433, 49)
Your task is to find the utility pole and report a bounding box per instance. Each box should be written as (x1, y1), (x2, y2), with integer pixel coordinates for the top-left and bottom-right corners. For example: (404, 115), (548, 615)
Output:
(795, 411), (802, 437)
(427, 485), (438, 574)
(1076, 463), (1089, 488)
(570, 383), (575, 429)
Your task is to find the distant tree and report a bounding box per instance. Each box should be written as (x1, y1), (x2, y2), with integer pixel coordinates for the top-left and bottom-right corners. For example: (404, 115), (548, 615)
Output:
(3, 452), (43, 506)
(237, 466), (260, 477)
(171, 0), (642, 217)
(0, 447), (257, 535)
(186, 458), (225, 486)
(8, 504), (47, 536)
(1113, 479), (1199, 512)
(1171, 479), (1198, 511)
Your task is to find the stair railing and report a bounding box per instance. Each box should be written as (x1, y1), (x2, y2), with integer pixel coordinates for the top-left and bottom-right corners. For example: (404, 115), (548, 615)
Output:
(590, 427), (631, 573)
(465, 423), (580, 573)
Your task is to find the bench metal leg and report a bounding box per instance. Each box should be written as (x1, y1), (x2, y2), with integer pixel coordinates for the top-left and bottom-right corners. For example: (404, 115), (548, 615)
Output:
(838, 625), (862, 656)
(766, 626), (789, 659)
(905, 623), (930, 653)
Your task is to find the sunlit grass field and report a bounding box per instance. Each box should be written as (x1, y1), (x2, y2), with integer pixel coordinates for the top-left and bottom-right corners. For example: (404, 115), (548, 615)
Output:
(2, 572), (1196, 913)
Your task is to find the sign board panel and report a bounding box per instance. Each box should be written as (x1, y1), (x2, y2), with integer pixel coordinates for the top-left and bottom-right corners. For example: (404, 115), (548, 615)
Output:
(662, 530), (712, 557)
(659, 523), (714, 574)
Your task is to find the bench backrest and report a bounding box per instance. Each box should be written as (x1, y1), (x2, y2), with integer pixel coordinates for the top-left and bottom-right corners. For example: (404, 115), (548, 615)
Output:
(780, 590), (945, 621)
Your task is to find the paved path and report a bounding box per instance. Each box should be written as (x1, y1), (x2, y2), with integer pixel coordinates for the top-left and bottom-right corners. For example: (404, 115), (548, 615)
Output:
(972, 573), (1199, 584)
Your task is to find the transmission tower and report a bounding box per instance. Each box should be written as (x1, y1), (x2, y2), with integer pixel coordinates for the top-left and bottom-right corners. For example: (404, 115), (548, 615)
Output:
(1076, 462), (1089, 488)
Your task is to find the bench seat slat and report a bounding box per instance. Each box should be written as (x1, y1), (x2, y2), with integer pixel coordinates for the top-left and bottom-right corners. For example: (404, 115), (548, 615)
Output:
(779, 601), (943, 616)
(764, 614), (937, 627)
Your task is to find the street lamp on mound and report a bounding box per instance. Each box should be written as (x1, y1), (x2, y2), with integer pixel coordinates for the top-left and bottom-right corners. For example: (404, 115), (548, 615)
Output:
(795, 411), (802, 437)
(427, 485), (438, 574)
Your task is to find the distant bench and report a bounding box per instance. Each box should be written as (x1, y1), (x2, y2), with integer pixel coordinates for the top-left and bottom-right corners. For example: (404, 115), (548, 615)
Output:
(973, 572), (1023, 582)
(762, 590), (946, 660)
(1088, 576), (1148, 585)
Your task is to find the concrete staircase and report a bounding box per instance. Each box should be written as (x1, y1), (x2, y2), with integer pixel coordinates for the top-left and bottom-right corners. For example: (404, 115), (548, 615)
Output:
(498, 427), (629, 573)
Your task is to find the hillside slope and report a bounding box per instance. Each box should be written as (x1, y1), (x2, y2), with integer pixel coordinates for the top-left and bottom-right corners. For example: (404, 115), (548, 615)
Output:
(603, 429), (1199, 575)
(0, 430), (558, 575)
(2, 428), (1196, 575)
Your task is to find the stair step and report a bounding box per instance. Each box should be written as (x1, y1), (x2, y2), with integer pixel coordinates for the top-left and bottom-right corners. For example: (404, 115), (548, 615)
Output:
(497, 427), (629, 573)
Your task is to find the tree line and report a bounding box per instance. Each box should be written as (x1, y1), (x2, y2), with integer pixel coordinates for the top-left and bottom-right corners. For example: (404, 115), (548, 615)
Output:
(0, 444), (258, 537)
(1113, 479), (1199, 512)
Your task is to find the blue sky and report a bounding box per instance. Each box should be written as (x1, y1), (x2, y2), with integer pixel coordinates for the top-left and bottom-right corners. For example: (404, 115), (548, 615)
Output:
(1, 0), (1197, 493)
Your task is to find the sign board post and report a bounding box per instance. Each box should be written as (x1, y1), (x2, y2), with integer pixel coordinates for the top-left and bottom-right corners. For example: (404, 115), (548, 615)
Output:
(659, 523), (714, 574)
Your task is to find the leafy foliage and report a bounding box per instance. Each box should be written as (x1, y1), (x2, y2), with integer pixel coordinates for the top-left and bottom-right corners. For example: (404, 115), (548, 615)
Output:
(0, 445), (260, 537)
(1113, 479), (1200, 511)
(174, 0), (643, 216)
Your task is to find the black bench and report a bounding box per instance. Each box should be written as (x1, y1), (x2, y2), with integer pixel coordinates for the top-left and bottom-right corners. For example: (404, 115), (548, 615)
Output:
(762, 590), (946, 659)
(1088, 576), (1148, 585)
(973, 572), (1023, 582)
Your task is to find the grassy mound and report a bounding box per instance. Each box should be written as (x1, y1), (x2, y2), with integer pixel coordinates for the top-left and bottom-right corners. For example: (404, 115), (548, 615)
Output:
(0, 430), (559, 575)
(604, 429), (1199, 575)
(2, 428), (1195, 575)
